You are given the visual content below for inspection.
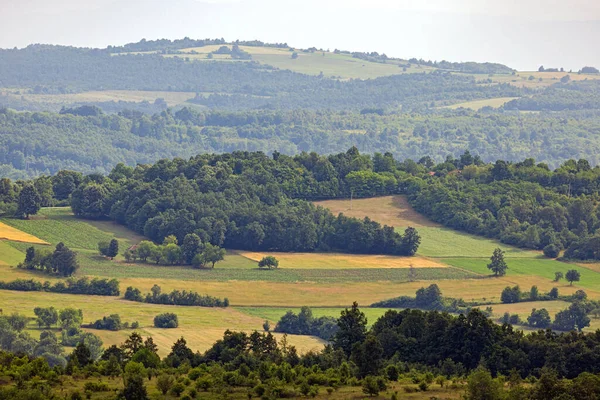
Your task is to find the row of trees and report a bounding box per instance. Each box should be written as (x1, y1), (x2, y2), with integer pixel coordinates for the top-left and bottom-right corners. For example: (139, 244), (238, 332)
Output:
(0, 277), (119, 296)
(123, 235), (226, 268)
(123, 285), (229, 307)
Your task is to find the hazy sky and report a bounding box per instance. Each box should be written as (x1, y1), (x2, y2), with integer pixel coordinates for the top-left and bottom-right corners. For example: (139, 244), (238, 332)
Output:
(2, 0), (599, 71)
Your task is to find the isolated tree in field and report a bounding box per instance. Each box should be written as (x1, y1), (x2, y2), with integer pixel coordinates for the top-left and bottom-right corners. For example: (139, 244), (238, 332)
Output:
(17, 184), (41, 219)
(487, 248), (507, 276)
(258, 256), (279, 270)
(554, 271), (564, 282)
(200, 244), (226, 268)
(566, 269), (581, 285)
(107, 239), (119, 259)
(59, 308), (83, 329)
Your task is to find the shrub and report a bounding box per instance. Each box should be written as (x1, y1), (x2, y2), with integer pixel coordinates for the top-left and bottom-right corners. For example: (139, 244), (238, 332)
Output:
(154, 313), (178, 328)
(91, 314), (122, 331)
(543, 244), (560, 258)
(170, 382), (186, 397)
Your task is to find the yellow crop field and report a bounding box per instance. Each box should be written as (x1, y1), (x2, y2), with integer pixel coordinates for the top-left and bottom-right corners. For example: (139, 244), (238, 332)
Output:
(238, 251), (446, 269)
(0, 221), (48, 244)
(315, 195), (439, 228)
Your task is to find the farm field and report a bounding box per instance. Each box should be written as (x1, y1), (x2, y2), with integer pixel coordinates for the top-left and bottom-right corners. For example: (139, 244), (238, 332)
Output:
(238, 251), (446, 269)
(2, 199), (599, 355)
(315, 195), (438, 228)
(0, 89), (196, 108)
(315, 196), (539, 257)
(175, 45), (434, 79)
(445, 97), (519, 110)
(479, 70), (600, 88)
(0, 290), (324, 356)
(0, 241), (26, 266)
(1, 208), (131, 251)
(0, 221), (48, 244)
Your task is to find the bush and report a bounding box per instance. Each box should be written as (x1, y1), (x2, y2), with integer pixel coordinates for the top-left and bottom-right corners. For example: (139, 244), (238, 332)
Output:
(501, 286), (521, 304)
(91, 314), (122, 331)
(154, 313), (179, 328)
(543, 244), (560, 258)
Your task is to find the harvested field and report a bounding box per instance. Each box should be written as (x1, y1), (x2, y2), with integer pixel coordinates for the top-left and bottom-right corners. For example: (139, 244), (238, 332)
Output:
(0, 221), (48, 244)
(315, 195), (439, 228)
(238, 251), (447, 269)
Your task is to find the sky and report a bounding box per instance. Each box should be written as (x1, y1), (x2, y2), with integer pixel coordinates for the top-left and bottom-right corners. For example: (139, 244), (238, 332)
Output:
(1, 0), (599, 71)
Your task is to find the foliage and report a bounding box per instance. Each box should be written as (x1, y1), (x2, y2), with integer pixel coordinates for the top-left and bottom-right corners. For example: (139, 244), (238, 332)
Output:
(258, 255), (279, 270)
(0, 277), (119, 296)
(153, 313), (179, 329)
(487, 248), (508, 276)
(274, 307), (338, 340)
(123, 285), (228, 307)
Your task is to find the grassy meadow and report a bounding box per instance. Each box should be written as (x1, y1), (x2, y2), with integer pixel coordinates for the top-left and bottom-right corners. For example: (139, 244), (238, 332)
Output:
(175, 45), (433, 79)
(445, 96), (519, 110)
(2, 196), (600, 353)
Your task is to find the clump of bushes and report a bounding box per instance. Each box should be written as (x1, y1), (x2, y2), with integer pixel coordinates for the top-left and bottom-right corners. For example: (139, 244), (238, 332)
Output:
(123, 285), (228, 307)
(154, 313), (178, 328)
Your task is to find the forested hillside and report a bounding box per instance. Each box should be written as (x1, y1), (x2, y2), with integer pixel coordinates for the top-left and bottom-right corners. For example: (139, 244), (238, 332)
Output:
(7, 146), (600, 260)
(3, 106), (600, 179)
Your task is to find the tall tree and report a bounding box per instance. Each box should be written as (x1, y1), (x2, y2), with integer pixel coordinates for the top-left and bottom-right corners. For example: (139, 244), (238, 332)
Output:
(333, 302), (367, 357)
(566, 269), (581, 286)
(401, 227), (421, 256)
(487, 248), (508, 276)
(107, 239), (119, 259)
(17, 184), (41, 219)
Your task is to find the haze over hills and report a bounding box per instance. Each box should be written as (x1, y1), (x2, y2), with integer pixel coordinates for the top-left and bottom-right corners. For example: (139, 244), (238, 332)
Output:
(3, 0), (600, 70)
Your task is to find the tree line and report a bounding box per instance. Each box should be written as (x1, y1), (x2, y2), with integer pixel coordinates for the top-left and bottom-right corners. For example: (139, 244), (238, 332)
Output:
(6, 305), (600, 399)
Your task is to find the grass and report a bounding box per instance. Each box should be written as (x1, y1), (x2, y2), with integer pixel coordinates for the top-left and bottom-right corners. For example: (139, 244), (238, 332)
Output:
(2, 290), (325, 356)
(445, 97), (519, 110)
(2, 89), (196, 107)
(442, 257), (600, 290)
(2, 208), (125, 251)
(412, 227), (536, 258)
(0, 241), (25, 266)
(314, 195), (439, 228)
(175, 45), (435, 80)
(77, 262), (476, 283)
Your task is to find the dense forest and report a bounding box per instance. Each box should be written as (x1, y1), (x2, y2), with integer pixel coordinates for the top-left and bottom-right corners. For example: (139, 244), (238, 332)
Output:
(4, 105), (600, 179)
(7, 146), (600, 260)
